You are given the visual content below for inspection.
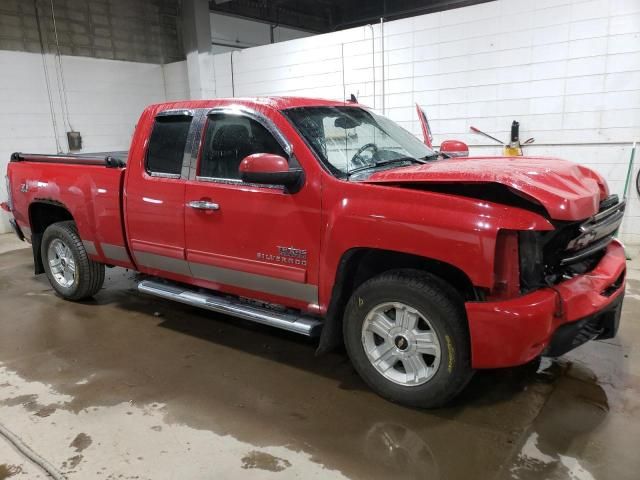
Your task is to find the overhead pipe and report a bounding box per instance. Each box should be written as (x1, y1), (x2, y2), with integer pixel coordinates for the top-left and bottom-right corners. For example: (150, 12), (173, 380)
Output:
(33, 0), (62, 152)
(367, 24), (375, 110)
(380, 17), (385, 115)
(50, 0), (73, 133)
(341, 43), (346, 104)
(230, 50), (236, 97)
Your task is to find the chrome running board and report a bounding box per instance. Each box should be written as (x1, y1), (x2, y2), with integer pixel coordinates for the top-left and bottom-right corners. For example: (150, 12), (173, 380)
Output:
(138, 279), (323, 337)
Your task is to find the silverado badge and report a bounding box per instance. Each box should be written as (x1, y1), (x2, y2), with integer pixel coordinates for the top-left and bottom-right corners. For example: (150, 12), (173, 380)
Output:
(257, 246), (307, 266)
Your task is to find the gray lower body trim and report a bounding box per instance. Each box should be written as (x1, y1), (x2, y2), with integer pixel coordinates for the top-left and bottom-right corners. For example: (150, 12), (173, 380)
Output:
(82, 240), (98, 256)
(102, 243), (130, 262)
(190, 262), (318, 304)
(134, 251), (191, 276)
(133, 250), (318, 304)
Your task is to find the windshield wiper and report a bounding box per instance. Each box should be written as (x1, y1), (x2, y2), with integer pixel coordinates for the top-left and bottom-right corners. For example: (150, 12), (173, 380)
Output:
(347, 156), (428, 176)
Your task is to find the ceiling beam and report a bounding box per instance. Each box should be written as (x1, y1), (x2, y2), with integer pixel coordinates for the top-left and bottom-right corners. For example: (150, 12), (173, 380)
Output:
(334, 0), (495, 29)
(208, 1), (496, 35)
(208, 0), (330, 33)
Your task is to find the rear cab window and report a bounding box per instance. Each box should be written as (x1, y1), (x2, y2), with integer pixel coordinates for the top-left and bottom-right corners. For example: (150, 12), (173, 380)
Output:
(146, 114), (192, 177)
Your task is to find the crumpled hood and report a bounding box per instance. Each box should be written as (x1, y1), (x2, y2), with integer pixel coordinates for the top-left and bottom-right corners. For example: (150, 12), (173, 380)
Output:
(363, 156), (607, 221)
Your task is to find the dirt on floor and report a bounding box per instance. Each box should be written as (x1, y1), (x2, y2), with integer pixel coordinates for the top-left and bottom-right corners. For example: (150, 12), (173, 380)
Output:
(0, 239), (639, 479)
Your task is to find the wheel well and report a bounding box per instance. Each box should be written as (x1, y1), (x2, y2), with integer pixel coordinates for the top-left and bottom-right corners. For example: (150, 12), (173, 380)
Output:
(28, 201), (74, 274)
(344, 249), (476, 301)
(317, 248), (477, 355)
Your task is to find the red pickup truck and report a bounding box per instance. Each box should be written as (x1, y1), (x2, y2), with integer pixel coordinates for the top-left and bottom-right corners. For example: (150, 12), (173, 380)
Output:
(2, 97), (626, 408)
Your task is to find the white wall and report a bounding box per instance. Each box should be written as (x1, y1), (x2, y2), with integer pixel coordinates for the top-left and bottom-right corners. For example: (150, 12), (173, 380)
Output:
(206, 0), (640, 244)
(0, 50), (188, 233)
(210, 13), (312, 54)
(163, 60), (190, 101)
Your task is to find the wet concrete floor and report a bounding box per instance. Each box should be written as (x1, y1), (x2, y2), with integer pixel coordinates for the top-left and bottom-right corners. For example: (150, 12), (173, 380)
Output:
(0, 236), (639, 479)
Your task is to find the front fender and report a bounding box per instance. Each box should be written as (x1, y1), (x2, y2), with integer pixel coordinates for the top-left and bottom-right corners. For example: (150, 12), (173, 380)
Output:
(318, 181), (553, 310)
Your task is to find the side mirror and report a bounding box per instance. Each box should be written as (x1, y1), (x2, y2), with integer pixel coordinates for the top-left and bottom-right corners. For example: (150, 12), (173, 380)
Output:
(439, 139), (469, 158)
(239, 153), (304, 192)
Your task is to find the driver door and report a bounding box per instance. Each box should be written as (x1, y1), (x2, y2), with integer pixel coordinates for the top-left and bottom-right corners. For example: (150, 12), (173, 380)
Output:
(183, 109), (321, 310)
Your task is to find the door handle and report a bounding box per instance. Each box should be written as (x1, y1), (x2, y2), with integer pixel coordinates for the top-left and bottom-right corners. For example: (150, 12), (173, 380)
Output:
(187, 200), (220, 210)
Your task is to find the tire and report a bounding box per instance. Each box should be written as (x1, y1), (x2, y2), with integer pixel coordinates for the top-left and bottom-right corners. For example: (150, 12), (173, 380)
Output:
(343, 269), (473, 408)
(41, 221), (105, 300)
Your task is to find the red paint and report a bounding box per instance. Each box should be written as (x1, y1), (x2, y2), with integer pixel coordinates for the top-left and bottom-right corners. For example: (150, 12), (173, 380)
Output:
(239, 153), (289, 174)
(415, 103), (433, 148)
(6, 162), (133, 268)
(124, 106), (185, 269)
(467, 240), (626, 368)
(490, 230), (520, 300)
(182, 176), (321, 310)
(439, 139), (469, 157)
(365, 156), (607, 221)
(4, 97), (626, 369)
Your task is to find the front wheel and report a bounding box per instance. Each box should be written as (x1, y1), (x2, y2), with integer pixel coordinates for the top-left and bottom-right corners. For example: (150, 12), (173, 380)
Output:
(41, 221), (105, 300)
(343, 270), (473, 408)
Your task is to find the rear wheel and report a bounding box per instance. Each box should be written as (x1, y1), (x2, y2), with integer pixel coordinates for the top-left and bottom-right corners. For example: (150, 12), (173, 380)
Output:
(41, 221), (104, 300)
(343, 270), (473, 408)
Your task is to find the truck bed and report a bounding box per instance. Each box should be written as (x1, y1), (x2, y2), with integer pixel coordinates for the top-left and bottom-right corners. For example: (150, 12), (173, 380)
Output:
(11, 151), (128, 167)
(7, 150), (134, 270)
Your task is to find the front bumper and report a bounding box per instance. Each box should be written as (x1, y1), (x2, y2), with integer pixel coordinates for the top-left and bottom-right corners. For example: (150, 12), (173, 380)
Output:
(466, 239), (626, 369)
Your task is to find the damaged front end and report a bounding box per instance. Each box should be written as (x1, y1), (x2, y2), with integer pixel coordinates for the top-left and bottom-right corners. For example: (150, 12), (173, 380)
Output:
(465, 193), (627, 369)
(519, 194), (626, 292)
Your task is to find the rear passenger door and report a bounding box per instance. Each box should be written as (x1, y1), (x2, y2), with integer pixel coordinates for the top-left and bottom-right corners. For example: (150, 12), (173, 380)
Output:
(183, 108), (321, 310)
(125, 110), (194, 280)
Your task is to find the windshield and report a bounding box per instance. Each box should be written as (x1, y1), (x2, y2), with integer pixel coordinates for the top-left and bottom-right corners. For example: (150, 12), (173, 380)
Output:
(282, 106), (436, 176)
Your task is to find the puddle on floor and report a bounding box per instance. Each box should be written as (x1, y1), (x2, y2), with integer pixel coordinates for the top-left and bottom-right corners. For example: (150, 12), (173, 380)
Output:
(0, 362), (347, 479)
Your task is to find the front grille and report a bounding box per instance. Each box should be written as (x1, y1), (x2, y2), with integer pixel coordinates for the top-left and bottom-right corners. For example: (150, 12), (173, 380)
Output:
(519, 195), (625, 292)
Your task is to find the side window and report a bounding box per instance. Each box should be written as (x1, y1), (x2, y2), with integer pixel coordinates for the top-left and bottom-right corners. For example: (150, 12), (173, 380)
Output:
(199, 113), (286, 180)
(146, 115), (192, 176)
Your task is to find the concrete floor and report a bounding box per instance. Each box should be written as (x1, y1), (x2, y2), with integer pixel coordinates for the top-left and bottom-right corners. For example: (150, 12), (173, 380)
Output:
(0, 233), (639, 480)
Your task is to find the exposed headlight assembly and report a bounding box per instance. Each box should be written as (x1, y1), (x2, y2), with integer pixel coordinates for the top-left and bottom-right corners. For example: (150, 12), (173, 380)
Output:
(518, 231), (545, 293)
